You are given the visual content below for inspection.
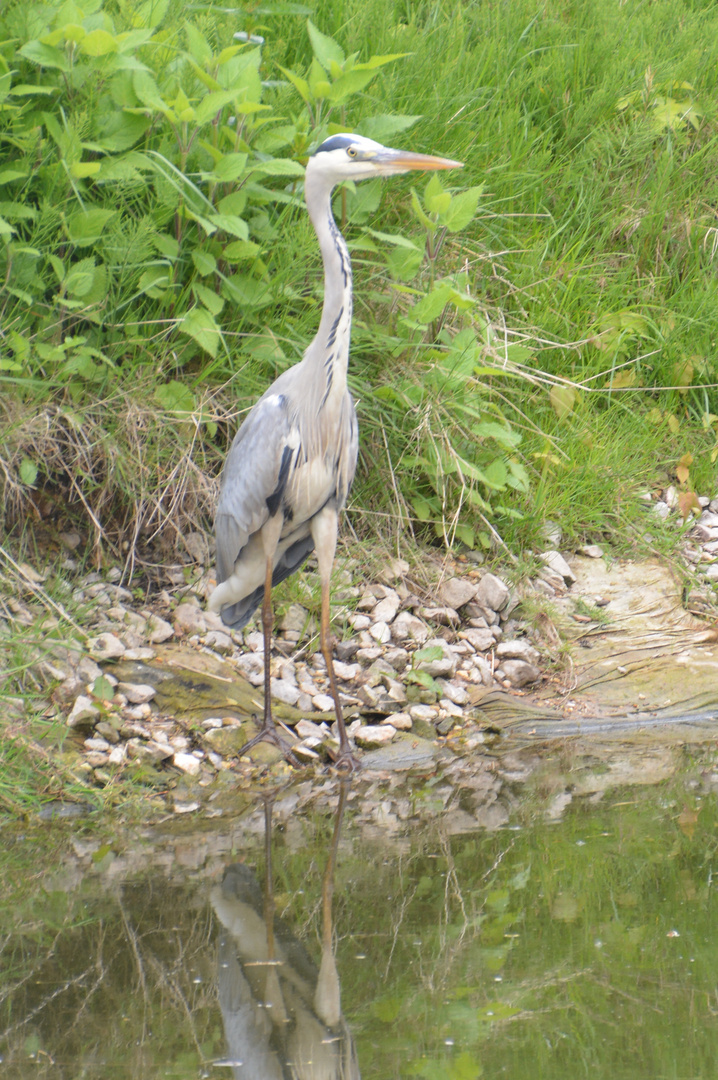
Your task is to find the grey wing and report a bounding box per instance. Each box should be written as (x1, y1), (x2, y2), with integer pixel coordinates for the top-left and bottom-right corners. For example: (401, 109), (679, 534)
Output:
(215, 394), (297, 585)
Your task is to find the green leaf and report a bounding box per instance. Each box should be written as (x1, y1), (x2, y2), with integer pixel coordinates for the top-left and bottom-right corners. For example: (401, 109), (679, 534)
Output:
(410, 189), (434, 231)
(307, 19), (345, 68)
(79, 30), (119, 57)
(66, 209), (116, 246)
(64, 258), (98, 298)
(357, 113), (421, 142)
(414, 646), (445, 664)
(277, 65), (311, 105)
(249, 159), (305, 177)
(131, 0), (169, 29)
(0, 166), (29, 185)
(179, 307), (221, 357)
(326, 67), (377, 103)
(155, 379), (196, 413)
(19, 40), (70, 72)
(550, 384), (577, 419)
(404, 669), (440, 691)
(92, 675), (115, 701)
(70, 160), (102, 178)
(222, 239), (261, 262)
(185, 22), (213, 67)
(193, 282), (224, 316)
(424, 173), (451, 216)
(442, 184), (484, 232)
(211, 152), (248, 182)
(194, 90), (245, 125)
(19, 458), (38, 486)
(473, 421), (521, 448)
(192, 250), (217, 276)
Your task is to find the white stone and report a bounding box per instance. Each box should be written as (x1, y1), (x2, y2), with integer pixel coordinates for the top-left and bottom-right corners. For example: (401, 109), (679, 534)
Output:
(271, 678), (301, 705)
(377, 557), (409, 584)
(312, 693), (335, 712)
(67, 695), (100, 728)
(84, 736), (110, 752)
(391, 611), (429, 644)
(474, 573), (510, 612)
(296, 719), (329, 740)
(87, 633), (126, 661)
(146, 615), (174, 643)
(333, 660), (361, 681)
(354, 724), (396, 748)
(580, 544), (604, 559)
(173, 752), (201, 775)
(460, 627), (495, 652)
(409, 704), (439, 722)
(369, 620), (391, 644)
(652, 500), (671, 520)
(499, 659), (540, 687)
(204, 630), (233, 654)
(496, 639), (539, 665)
(373, 595), (400, 623)
(383, 711), (412, 730)
(420, 606), (459, 625)
(116, 682), (156, 704)
(414, 637), (457, 678)
(348, 613), (371, 631)
(438, 577), (477, 609)
(539, 550), (576, 585)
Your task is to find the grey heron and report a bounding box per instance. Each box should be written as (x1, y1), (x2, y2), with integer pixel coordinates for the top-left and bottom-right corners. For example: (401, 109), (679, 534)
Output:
(208, 133), (463, 768)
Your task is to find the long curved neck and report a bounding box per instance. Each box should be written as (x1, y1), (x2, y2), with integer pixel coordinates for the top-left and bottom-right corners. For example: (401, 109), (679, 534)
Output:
(304, 172), (353, 397)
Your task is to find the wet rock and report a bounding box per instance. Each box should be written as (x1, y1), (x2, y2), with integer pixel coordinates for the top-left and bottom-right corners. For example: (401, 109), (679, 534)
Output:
(496, 639), (539, 665)
(539, 551), (576, 586)
(146, 614), (174, 643)
(117, 682), (157, 704)
(438, 577), (477, 610)
(499, 659), (540, 688)
(475, 573), (510, 612)
(391, 611), (430, 644)
(354, 724), (397, 748)
(87, 633), (126, 661)
(67, 695), (100, 728)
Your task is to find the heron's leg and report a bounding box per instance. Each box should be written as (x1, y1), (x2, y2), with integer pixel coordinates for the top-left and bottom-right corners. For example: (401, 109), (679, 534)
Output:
(238, 518), (300, 766)
(311, 508), (360, 771)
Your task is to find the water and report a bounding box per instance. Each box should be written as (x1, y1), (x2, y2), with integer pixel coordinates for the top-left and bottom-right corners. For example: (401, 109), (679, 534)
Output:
(1, 753), (717, 1079)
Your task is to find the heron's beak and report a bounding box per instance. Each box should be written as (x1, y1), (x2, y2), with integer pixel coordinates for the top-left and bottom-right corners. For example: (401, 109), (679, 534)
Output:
(371, 148), (464, 175)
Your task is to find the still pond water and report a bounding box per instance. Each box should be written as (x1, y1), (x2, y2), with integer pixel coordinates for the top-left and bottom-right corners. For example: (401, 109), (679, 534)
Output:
(1, 748), (717, 1079)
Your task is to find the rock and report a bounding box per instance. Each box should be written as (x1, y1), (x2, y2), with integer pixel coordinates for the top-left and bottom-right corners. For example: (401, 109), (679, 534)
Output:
(384, 647), (409, 672)
(496, 639), (539, 665)
(280, 604), (313, 635)
(348, 613), (371, 631)
(365, 658), (398, 687)
(124, 703), (152, 720)
(475, 573), (510, 612)
(435, 679), (469, 705)
(409, 704), (439, 723)
(459, 627), (495, 652)
(438, 577), (477, 609)
(116, 682), (157, 704)
(271, 678), (301, 706)
(369, 620), (391, 644)
(652, 500), (671, 520)
(580, 544), (604, 559)
(87, 633), (125, 661)
(172, 752), (201, 775)
(95, 721), (120, 744)
(84, 736), (111, 752)
(539, 551), (576, 585)
(499, 659), (540, 687)
(123, 647), (156, 661)
(414, 637), (458, 678)
(540, 520), (562, 547)
(204, 630), (234, 654)
(183, 531), (210, 565)
(420, 606), (459, 625)
(335, 640), (359, 661)
(173, 602), (207, 635)
(391, 611), (430, 644)
(376, 557), (409, 584)
(356, 646), (383, 664)
(354, 724), (397, 748)
(383, 711), (412, 730)
(146, 615), (174, 643)
(295, 719), (329, 740)
(67, 695), (100, 728)
(373, 594), (400, 623)
(312, 693), (335, 712)
(333, 660), (361, 681)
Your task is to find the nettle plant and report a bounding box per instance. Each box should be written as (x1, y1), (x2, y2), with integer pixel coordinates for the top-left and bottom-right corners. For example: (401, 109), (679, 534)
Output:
(0, 1), (529, 549)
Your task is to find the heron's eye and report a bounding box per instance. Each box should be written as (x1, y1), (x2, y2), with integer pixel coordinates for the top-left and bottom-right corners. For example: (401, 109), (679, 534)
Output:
(347, 147), (357, 158)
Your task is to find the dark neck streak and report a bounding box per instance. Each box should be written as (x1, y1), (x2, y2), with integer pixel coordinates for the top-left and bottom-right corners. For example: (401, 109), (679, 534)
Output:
(304, 175), (354, 412)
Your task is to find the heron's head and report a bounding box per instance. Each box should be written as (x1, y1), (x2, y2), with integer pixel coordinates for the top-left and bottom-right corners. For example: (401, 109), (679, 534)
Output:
(307, 133), (463, 186)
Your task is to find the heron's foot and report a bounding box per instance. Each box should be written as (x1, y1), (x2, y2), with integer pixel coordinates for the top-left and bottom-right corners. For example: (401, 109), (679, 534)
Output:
(240, 717), (302, 768)
(328, 744), (361, 773)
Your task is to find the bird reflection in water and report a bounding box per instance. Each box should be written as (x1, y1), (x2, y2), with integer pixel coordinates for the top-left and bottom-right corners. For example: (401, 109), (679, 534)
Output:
(210, 780), (359, 1078)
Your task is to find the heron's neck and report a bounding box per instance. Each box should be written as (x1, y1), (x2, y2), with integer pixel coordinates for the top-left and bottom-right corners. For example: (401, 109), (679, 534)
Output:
(305, 178), (353, 394)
